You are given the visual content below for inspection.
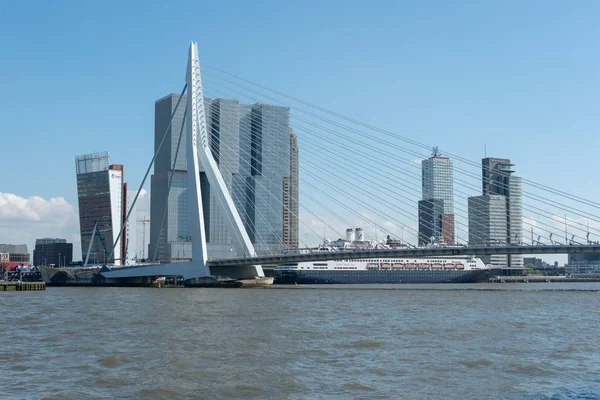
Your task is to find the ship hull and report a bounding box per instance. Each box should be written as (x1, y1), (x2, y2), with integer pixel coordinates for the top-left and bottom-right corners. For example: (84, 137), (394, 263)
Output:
(274, 268), (500, 284)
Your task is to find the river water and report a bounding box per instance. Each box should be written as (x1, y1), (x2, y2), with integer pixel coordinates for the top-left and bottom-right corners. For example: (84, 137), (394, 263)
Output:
(2, 283), (600, 399)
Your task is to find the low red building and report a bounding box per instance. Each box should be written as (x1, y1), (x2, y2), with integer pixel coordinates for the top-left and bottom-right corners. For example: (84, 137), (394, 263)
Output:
(0, 251), (31, 271)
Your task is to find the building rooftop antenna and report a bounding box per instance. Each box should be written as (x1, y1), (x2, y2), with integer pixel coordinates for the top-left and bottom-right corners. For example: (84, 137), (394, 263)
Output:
(432, 146), (440, 157)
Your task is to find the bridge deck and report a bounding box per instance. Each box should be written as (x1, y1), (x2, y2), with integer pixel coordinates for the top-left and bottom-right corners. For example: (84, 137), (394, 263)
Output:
(208, 245), (600, 267)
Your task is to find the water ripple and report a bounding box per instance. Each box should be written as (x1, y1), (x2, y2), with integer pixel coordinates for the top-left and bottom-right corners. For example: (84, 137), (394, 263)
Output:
(1, 284), (600, 399)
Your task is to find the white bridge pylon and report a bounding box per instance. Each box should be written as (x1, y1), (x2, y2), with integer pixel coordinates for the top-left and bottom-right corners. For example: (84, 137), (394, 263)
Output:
(186, 41), (264, 278)
(101, 42), (263, 280)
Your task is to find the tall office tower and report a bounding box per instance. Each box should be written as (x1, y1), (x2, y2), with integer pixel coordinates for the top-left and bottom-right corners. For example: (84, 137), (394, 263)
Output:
(283, 128), (299, 250)
(149, 94), (292, 260)
(75, 152), (127, 265)
(205, 98), (242, 254)
(150, 93), (191, 262)
(468, 195), (508, 267)
(418, 147), (454, 245)
(480, 157), (523, 267)
(236, 103), (291, 255)
(33, 238), (72, 267)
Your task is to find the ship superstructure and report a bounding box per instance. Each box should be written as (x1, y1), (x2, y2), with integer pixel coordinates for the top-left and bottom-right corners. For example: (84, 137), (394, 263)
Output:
(274, 228), (498, 284)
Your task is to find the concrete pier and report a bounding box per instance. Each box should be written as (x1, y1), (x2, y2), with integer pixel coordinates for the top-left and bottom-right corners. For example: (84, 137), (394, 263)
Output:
(1, 281), (46, 291)
(184, 276), (274, 288)
(237, 277), (274, 288)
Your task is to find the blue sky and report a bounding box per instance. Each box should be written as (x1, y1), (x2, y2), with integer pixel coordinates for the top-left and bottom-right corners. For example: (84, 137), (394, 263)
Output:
(0, 0), (599, 259)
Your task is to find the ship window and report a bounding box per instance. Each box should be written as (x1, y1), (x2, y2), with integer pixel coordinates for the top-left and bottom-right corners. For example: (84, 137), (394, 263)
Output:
(313, 263), (328, 266)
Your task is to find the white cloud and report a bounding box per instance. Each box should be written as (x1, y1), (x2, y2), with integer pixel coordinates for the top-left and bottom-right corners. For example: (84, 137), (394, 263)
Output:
(0, 193), (74, 223)
(0, 193), (80, 260)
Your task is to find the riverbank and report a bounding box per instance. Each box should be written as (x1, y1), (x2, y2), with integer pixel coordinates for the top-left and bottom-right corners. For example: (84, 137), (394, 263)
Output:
(489, 275), (600, 283)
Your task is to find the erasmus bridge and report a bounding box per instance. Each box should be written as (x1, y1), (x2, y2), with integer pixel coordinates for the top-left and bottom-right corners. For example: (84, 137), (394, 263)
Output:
(101, 42), (600, 282)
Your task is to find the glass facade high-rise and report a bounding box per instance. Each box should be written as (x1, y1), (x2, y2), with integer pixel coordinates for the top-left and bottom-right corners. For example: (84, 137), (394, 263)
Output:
(468, 195), (508, 267)
(150, 94), (192, 261)
(480, 157), (523, 267)
(468, 157), (524, 268)
(149, 94), (295, 260)
(419, 148), (454, 245)
(75, 152), (128, 265)
(242, 103), (291, 255)
(483, 158), (513, 197)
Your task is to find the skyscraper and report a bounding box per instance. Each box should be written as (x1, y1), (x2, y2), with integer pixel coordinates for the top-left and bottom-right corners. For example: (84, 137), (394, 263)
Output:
(283, 128), (299, 250)
(468, 157), (523, 267)
(149, 94), (295, 260)
(242, 103), (291, 254)
(468, 195), (508, 267)
(75, 152), (128, 265)
(149, 93), (193, 262)
(418, 147), (454, 245)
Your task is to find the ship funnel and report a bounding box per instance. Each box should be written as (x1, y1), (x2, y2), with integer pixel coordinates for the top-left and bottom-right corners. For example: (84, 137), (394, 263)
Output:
(355, 228), (364, 241)
(345, 228), (355, 242)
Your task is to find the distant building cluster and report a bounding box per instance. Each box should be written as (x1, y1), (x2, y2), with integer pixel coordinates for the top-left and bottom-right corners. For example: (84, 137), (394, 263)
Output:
(62, 91), (539, 271)
(523, 257), (557, 270)
(417, 152), (524, 269)
(1, 241), (75, 270)
(67, 94), (300, 265)
(565, 252), (600, 277)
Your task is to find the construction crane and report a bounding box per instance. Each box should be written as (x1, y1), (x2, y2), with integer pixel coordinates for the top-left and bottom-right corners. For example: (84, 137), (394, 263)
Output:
(137, 215), (150, 260)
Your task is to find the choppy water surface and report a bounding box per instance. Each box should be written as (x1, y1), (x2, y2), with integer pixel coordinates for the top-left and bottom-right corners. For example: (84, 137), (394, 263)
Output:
(2, 283), (600, 399)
